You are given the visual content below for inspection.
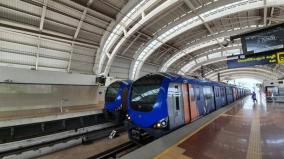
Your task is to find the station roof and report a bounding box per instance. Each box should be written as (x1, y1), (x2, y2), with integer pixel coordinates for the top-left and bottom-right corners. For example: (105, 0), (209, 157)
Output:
(1, 0), (284, 81)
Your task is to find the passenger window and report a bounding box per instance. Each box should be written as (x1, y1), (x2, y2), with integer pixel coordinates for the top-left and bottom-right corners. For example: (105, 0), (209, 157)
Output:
(195, 87), (200, 100)
(203, 86), (213, 100)
(189, 87), (195, 101)
(175, 96), (180, 110)
(216, 87), (219, 97)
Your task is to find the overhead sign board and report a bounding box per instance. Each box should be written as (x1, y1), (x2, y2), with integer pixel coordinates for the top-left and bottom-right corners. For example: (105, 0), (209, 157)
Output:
(227, 53), (277, 69)
(240, 23), (284, 55)
(277, 52), (284, 64)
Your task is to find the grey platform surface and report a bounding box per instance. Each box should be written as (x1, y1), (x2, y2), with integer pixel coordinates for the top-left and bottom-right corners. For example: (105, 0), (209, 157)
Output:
(121, 97), (246, 159)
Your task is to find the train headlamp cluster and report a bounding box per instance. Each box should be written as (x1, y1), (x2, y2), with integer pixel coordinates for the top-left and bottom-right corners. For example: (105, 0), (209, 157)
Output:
(154, 118), (168, 128)
(126, 114), (131, 120)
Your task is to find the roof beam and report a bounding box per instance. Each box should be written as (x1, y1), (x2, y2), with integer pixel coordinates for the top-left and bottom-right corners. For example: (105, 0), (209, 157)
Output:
(264, 0), (268, 26)
(36, 0), (48, 70)
(39, 0), (48, 31)
(184, 0), (225, 48)
(62, 0), (114, 22)
(68, 0), (94, 72)
(121, 33), (141, 56)
(268, 7), (274, 25)
(74, 0), (94, 39)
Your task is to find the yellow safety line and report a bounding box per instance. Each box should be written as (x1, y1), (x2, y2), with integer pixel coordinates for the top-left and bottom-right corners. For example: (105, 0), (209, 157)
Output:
(155, 99), (242, 159)
(246, 110), (262, 159)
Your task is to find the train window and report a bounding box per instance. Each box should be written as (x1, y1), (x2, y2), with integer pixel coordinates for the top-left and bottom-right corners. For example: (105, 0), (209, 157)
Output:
(215, 87), (219, 97)
(105, 81), (121, 102)
(226, 87), (232, 95)
(189, 87), (195, 101)
(130, 74), (163, 112)
(195, 87), (200, 100)
(175, 96), (180, 110)
(221, 88), (225, 96)
(203, 86), (213, 99)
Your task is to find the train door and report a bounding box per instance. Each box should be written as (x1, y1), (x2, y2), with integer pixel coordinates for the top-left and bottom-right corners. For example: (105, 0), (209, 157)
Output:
(167, 83), (184, 129)
(226, 87), (231, 103)
(233, 88), (237, 101)
(203, 86), (215, 114)
(182, 84), (190, 124)
(189, 85), (201, 121)
(214, 86), (221, 109)
(222, 87), (227, 106)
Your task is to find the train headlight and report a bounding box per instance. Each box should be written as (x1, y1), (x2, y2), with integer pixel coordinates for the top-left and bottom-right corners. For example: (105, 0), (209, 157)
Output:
(126, 114), (131, 120)
(157, 123), (161, 128)
(154, 118), (168, 128)
(161, 120), (167, 127)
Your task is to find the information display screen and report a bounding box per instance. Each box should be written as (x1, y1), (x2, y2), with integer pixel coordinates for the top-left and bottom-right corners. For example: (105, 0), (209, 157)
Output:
(241, 24), (284, 54)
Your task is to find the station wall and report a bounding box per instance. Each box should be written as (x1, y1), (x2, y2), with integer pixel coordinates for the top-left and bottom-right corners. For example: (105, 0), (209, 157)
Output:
(0, 84), (104, 112)
(109, 57), (131, 79)
(139, 64), (159, 77)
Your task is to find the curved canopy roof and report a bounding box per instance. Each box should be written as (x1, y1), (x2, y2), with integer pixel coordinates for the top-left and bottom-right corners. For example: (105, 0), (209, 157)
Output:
(1, 0), (284, 80)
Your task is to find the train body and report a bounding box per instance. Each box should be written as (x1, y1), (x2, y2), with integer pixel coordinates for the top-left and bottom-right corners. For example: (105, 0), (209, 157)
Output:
(126, 73), (248, 142)
(104, 80), (132, 123)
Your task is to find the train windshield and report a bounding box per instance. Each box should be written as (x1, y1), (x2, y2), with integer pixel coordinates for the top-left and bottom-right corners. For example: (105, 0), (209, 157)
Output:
(131, 75), (163, 112)
(105, 81), (121, 102)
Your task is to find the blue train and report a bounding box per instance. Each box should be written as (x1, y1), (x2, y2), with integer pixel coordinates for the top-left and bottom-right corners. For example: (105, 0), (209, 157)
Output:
(125, 73), (248, 142)
(104, 80), (132, 123)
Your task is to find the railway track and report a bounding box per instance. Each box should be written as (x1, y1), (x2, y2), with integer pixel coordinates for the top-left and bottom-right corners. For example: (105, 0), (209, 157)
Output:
(89, 133), (154, 159)
(87, 141), (139, 159)
(0, 124), (125, 159)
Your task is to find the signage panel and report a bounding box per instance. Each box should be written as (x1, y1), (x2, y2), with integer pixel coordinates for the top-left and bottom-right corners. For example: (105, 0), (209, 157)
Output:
(227, 53), (277, 69)
(277, 52), (284, 64)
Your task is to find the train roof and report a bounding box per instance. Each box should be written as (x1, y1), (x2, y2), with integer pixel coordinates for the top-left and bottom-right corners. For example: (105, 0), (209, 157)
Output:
(144, 72), (244, 88)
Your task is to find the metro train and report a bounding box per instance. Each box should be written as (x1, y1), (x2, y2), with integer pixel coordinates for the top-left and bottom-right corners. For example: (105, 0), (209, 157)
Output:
(125, 73), (248, 143)
(104, 80), (132, 123)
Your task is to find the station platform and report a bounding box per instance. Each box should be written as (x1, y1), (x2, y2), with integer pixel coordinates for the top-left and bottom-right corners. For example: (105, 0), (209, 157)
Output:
(0, 104), (103, 127)
(122, 93), (284, 159)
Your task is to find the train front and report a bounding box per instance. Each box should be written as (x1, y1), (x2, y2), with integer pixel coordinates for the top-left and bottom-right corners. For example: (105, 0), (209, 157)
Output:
(104, 81), (130, 123)
(126, 74), (169, 142)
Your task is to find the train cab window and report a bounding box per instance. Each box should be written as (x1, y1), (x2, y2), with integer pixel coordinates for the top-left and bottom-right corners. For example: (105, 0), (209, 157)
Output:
(131, 74), (163, 112)
(189, 87), (195, 101)
(105, 81), (121, 102)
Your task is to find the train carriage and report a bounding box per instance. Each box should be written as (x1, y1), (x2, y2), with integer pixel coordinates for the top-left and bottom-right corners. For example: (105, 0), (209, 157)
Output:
(126, 73), (247, 143)
(104, 80), (132, 123)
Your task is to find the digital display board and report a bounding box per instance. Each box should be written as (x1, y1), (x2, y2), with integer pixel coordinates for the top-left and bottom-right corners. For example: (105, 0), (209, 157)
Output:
(241, 24), (284, 55)
(227, 53), (277, 69)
